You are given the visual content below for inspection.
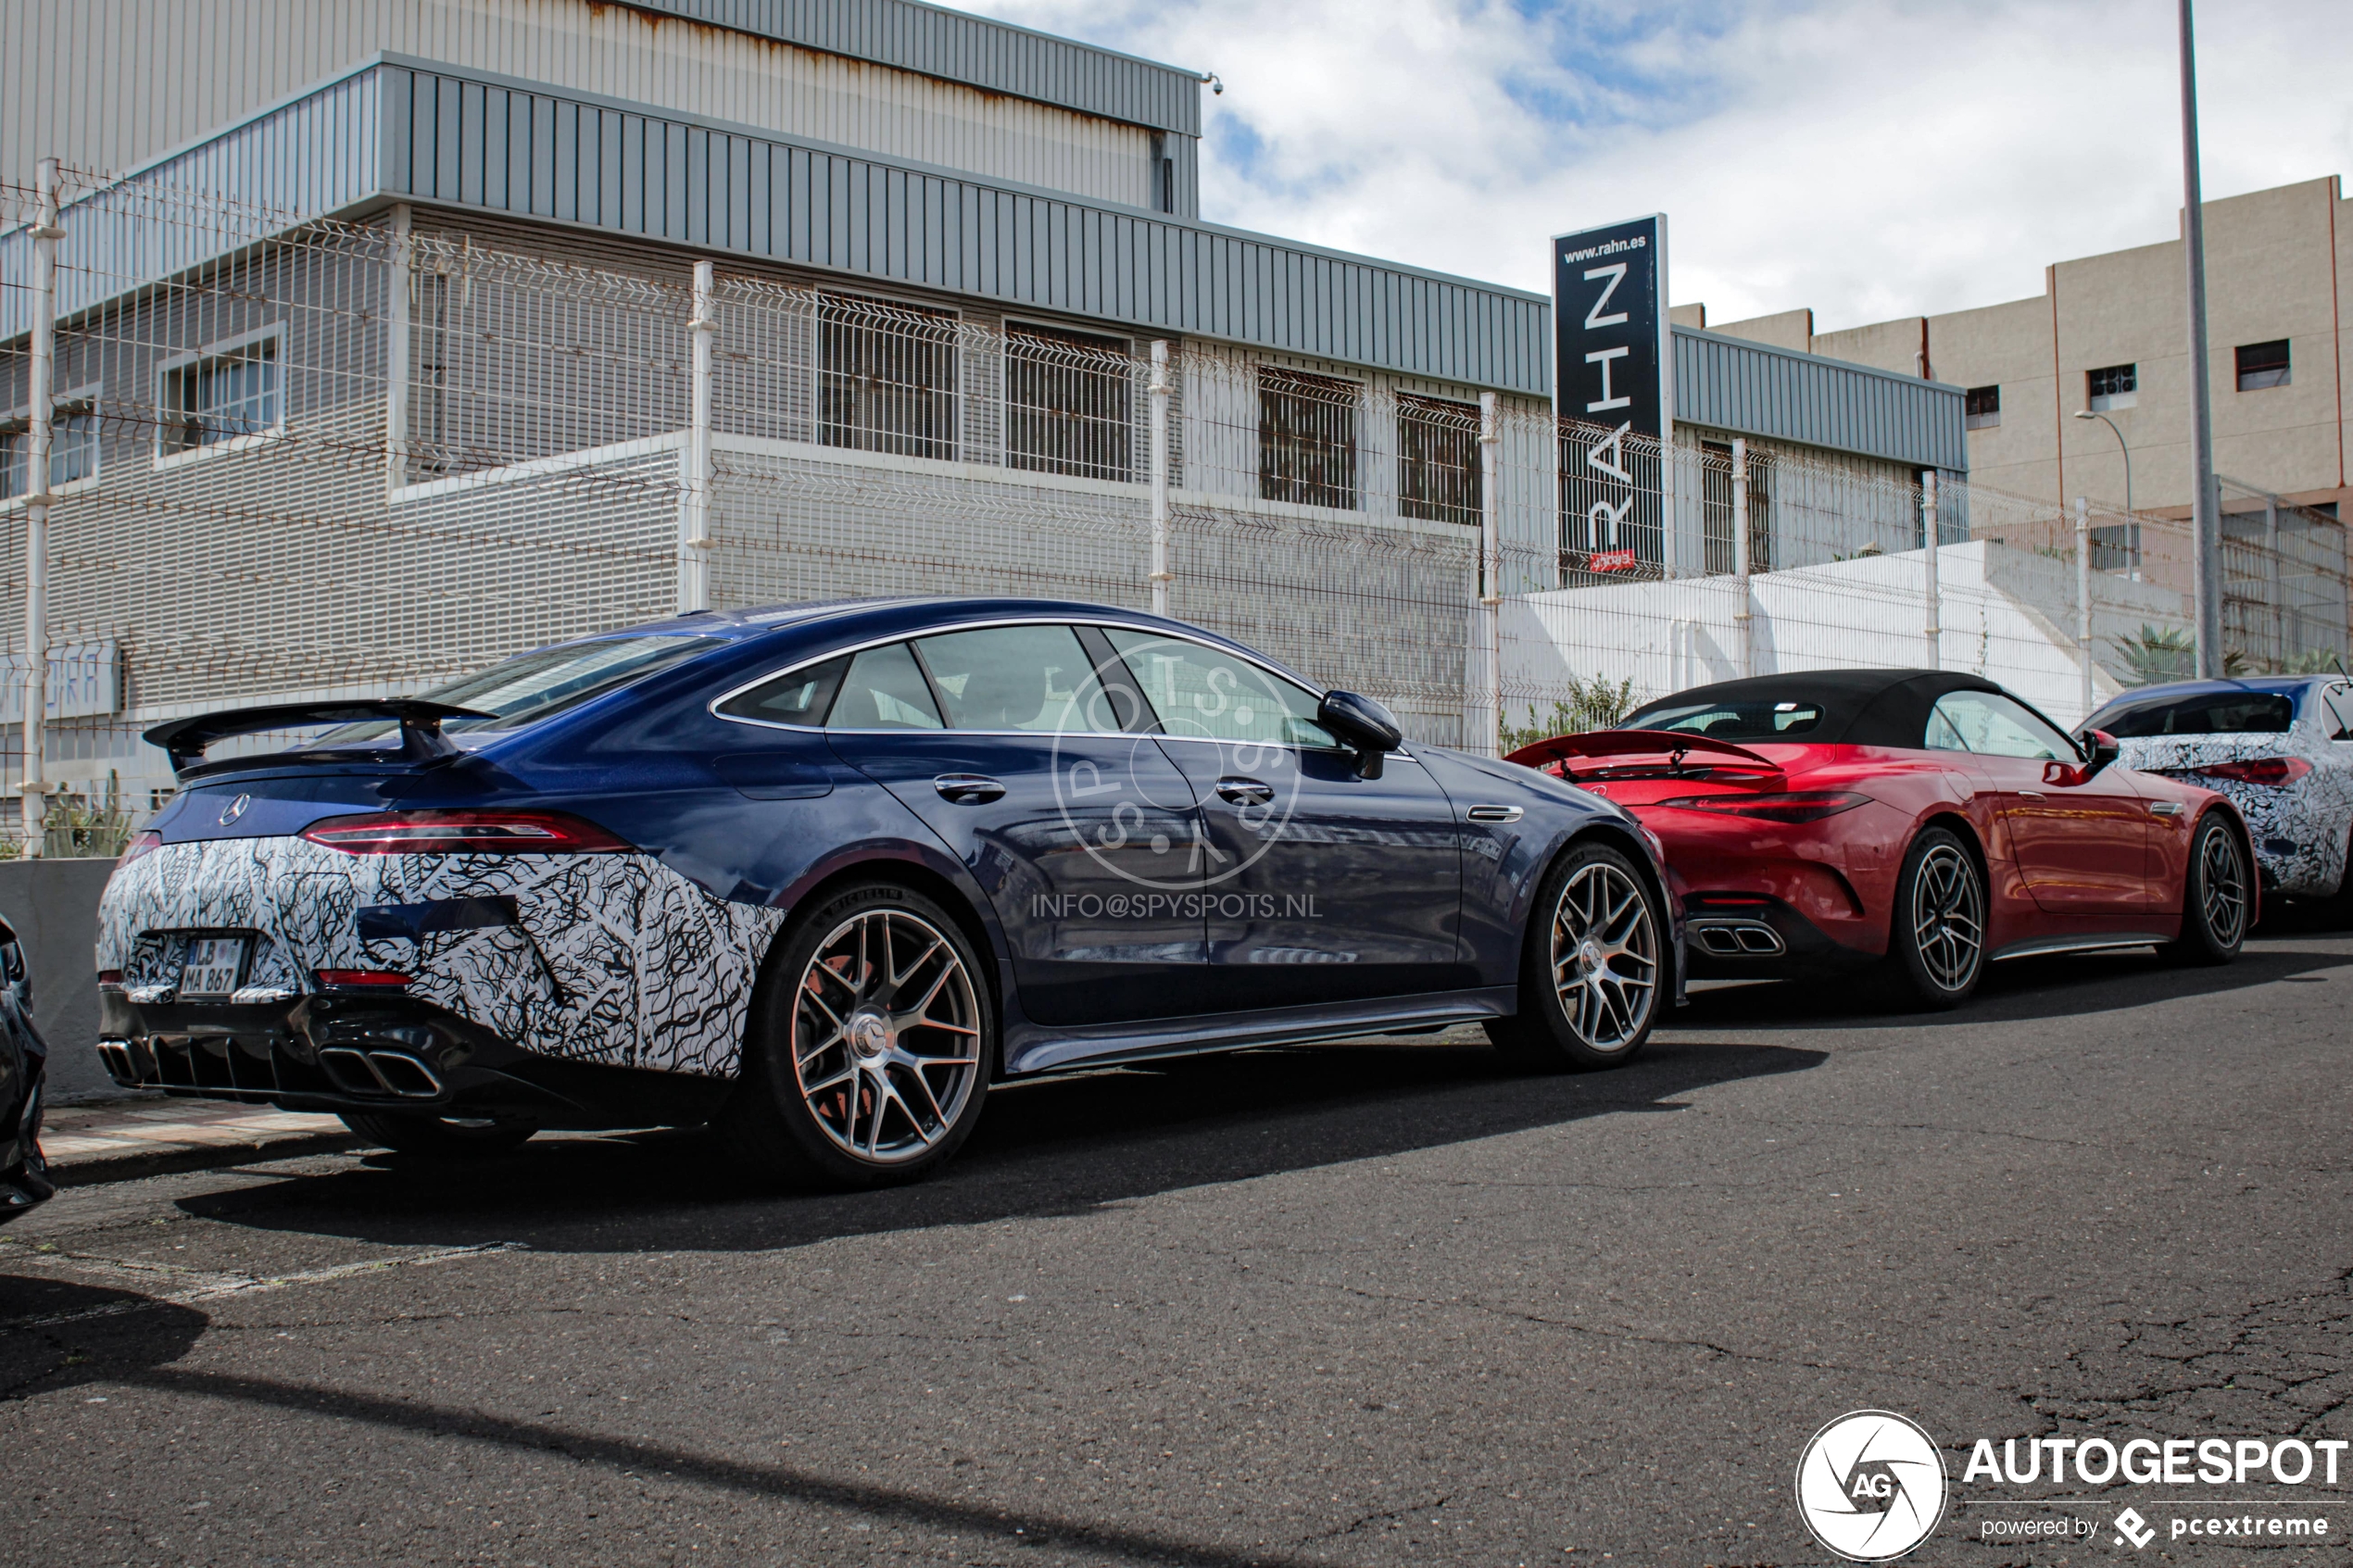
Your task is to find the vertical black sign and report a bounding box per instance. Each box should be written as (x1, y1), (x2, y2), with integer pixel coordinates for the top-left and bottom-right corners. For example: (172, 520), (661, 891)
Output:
(1553, 215), (1671, 576)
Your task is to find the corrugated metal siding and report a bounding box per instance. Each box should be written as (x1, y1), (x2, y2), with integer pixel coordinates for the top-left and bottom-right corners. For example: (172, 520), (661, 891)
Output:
(1675, 327), (1966, 471)
(382, 64), (1553, 394)
(632, 0), (1203, 134)
(3, 0), (1159, 209)
(0, 69), (384, 336)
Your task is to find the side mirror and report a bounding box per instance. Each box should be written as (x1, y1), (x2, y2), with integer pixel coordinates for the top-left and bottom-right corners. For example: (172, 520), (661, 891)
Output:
(2078, 727), (2120, 778)
(2048, 728), (2120, 786)
(1318, 690), (1402, 779)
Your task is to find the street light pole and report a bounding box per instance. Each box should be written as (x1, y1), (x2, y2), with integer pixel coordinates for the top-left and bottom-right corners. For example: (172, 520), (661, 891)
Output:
(2072, 408), (2136, 569)
(2178, 0), (2221, 677)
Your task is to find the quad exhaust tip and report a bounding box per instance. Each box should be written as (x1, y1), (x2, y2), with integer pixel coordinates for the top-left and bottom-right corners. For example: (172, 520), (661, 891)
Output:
(1692, 919), (1786, 957)
(318, 1047), (445, 1099)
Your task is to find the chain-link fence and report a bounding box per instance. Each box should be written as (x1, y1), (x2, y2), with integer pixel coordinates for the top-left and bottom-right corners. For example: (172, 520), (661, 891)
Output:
(2, 167), (2346, 843)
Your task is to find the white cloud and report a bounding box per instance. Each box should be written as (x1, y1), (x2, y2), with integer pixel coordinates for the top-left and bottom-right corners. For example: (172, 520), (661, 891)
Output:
(963, 0), (2353, 332)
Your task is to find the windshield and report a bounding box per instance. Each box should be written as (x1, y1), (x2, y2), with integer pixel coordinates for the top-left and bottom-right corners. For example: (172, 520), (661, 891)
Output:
(318, 634), (716, 746)
(1619, 697), (1825, 742)
(2089, 688), (2297, 738)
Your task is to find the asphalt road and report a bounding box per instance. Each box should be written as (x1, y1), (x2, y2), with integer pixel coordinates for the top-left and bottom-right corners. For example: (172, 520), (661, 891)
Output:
(4, 915), (2350, 1567)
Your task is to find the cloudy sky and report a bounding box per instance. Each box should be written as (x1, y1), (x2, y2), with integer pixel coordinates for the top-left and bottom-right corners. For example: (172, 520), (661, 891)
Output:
(964, 0), (2353, 333)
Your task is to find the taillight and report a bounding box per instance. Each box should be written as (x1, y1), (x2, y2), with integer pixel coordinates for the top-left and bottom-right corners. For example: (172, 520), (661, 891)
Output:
(2194, 757), (2312, 787)
(313, 970), (414, 988)
(297, 809), (633, 855)
(1655, 790), (1873, 823)
(117, 830), (162, 868)
(97, 970), (124, 987)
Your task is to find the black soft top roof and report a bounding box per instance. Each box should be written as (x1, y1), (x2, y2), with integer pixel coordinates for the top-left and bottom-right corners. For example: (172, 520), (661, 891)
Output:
(1620, 669), (2008, 749)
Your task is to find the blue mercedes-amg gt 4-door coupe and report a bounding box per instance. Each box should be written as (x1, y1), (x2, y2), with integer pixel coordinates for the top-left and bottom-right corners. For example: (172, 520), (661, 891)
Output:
(97, 598), (1680, 1187)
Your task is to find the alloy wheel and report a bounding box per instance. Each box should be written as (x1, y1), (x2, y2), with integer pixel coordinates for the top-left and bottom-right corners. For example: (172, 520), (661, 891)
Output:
(1911, 843), (1984, 992)
(1547, 860), (1659, 1052)
(790, 909), (982, 1164)
(2198, 823), (2249, 947)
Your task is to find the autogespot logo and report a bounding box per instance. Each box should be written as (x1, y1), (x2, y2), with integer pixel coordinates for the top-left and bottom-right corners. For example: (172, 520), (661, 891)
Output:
(1795, 1411), (1950, 1562)
(1050, 634), (1306, 891)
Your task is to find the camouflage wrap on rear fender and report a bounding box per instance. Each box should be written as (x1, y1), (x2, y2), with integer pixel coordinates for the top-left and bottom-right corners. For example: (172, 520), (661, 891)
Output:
(98, 839), (786, 1077)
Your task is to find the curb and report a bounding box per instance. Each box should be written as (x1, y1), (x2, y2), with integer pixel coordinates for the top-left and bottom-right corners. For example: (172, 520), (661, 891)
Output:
(48, 1130), (365, 1187)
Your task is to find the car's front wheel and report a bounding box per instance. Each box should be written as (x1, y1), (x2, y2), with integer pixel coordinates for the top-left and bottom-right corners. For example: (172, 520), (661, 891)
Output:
(719, 881), (993, 1189)
(1886, 827), (1986, 1010)
(1486, 840), (1664, 1071)
(2160, 812), (2250, 965)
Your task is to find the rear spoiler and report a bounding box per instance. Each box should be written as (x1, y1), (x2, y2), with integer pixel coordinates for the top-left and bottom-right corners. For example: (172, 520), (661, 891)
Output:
(144, 699), (495, 775)
(1504, 728), (1784, 780)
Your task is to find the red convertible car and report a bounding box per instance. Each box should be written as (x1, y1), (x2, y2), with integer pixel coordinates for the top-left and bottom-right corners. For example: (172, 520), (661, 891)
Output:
(1506, 670), (2253, 1008)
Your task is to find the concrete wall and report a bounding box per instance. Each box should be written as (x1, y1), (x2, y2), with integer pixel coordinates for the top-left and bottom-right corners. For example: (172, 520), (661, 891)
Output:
(0, 857), (120, 1105)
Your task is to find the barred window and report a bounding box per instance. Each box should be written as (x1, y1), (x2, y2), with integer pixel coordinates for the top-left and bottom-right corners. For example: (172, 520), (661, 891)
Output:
(819, 294), (959, 461)
(1005, 325), (1133, 482)
(1396, 395), (1480, 527)
(1, 395), (99, 499)
(159, 332), (280, 456)
(1258, 368), (1358, 510)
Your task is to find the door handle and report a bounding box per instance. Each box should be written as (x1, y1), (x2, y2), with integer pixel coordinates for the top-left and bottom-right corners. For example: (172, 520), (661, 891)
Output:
(1214, 776), (1276, 806)
(2017, 789), (2046, 800)
(933, 773), (1005, 804)
(1466, 804), (1524, 823)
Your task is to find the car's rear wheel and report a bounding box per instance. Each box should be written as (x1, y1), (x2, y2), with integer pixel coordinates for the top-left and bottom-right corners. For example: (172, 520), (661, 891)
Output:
(338, 1111), (535, 1158)
(719, 881), (992, 1189)
(2160, 812), (2250, 965)
(1885, 827), (1986, 1010)
(1486, 840), (1663, 1071)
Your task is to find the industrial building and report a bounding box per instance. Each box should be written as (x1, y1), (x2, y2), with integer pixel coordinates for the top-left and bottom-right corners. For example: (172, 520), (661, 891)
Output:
(0, 0), (1965, 820)
(1685, 175), (2350, 521)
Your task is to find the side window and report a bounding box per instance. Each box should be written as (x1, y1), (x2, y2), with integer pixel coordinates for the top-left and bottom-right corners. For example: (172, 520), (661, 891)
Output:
(1923, 703), (1969, 752)
(2325, 684), (2353, 740)
(715, 655), (849, 726)
(1101, 628), (1335, 748)
(1929, 690), (2073, 761)
(828, 643), (943, 731)
(912, 624), (1123, 734)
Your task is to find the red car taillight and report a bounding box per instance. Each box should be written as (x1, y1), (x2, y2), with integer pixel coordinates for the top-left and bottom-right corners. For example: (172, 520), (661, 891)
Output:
(297, 809), (633, 855)
(314, 969), (415, 989)
(1655, 790), (1873, 823)
(2194, 757), (2312, 787)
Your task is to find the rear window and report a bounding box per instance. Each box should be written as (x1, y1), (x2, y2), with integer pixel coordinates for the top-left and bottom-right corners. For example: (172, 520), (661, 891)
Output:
(2089, 689), (2297, 738)
(1620, 698), (1824, 741)
(320, 634), (716, 745)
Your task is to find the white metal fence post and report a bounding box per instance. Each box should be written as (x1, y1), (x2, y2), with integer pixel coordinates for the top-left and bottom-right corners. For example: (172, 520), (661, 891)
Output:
(1477, 391), (1502, 758)
(384, 204), (412, 495)
(2075, 495), (2094, 721)
(20, 157), (62, 853)
(1731, 437), (1752, 678)
(679, 259), (715, 615)
(1920, 469), (1941, 671)
(1148, 340), (1171, 616)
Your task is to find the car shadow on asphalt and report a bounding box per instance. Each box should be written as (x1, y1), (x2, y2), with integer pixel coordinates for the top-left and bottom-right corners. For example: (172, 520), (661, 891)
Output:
(170, 1037), (1823, 1254)
(1676, 930), (2351, 1033)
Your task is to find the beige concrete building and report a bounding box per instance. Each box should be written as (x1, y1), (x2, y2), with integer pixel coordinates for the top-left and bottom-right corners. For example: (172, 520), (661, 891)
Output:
(1674, 176), (2351, 520)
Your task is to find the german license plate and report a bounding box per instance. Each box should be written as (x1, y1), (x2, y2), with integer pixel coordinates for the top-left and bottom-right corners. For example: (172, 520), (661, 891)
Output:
(178, 937), (248, 998)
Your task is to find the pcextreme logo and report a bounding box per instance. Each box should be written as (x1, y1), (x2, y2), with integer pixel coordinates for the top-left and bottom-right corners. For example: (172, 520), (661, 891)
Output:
(1795, 1411), (1950, 1562)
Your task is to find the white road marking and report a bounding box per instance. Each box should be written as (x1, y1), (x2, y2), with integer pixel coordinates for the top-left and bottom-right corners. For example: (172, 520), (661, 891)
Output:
(0, 1241), (526, 1330)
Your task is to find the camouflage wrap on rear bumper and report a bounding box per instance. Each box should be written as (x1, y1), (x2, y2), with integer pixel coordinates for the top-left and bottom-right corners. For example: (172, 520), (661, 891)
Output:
(98, 839), (786, 1077)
